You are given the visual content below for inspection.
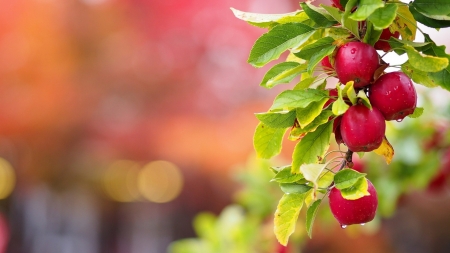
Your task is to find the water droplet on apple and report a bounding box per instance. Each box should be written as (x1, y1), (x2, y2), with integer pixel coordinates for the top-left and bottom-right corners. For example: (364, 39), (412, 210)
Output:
(341, 225), (347, 229)
(351, 48), (356, 54)
(360, 223), (365, 226)
(396, 118), (403, 122)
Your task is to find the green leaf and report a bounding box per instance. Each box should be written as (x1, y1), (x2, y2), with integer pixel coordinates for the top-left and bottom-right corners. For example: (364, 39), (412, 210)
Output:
(168, 239), (208, 253)
(327, 27), (353, 40)
(332, 85), (349, 116)
(292, 121), (333, 173)
(294, 37), (335, 60)
(271, 165), (291, 173)
(274, 193), (306, 246)
(349, 0), (385, 21)
(408, 107), (424, 118)
(306, 199), (322, 238)
(401, 61), (438, 87)
(254, 123), (287, 159)
(344, 82), (357, 104)
(340, 177), (370, 200)
(307, 45), (337, 74)
(388, 37), (431, 53)
(272, 166), (305, 183)
(422, 34), (450, 89)
(260, 62), (304, 89)
(276, 12), (311, 25)
(404, 45), (449, 72)
(342, 11), (361, 39)
(300, 164), (327, 188)
(318, 170), (335, 189)
(296, 98), (329, 128)
(230, 8), (301, 28)
(300, 2), (337, 27)
(321, 4), (343, 23)
(248, 23), (316, 67)
(367, 3), (398, 30)
(270, 89), (329, 110)
(294, 76), (317, 90)
(255, 110), (296, 128)
(392, 5), (417, 41)
(357, 90), (372, 109)
(289, 110), (334, 140)
(334, 169), (367, 190)
(411, 0), (450, 20)
(270, 64), (308, 87)
(410, 6), (450, 28)
(363, 22), (383, 45)
(280, 183), (312, 194)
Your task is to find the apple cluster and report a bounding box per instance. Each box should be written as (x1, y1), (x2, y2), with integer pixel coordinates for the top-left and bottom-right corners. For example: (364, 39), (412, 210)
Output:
(323, 39), (417, 226)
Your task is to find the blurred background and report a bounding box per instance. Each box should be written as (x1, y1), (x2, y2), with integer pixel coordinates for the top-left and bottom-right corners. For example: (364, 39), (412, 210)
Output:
(0, 0), (449, 252)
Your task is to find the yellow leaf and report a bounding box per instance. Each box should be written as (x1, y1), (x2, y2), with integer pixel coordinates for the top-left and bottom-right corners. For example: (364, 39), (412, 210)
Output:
(374, 136), (394, 164)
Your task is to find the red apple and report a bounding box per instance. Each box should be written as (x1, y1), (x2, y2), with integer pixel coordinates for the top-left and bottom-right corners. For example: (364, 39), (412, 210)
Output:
(340, 104), (385, 152)
(369, 72), (417, 121)
(374, 28), (400, 52)
(335, 42), (380, 88)
(329, 179), (378, 226)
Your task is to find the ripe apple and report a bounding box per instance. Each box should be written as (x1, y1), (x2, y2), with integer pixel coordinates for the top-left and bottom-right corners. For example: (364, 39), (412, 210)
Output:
(329, 179), (378, 226)
(335, 42), (379, 88)
(374, 28), (400, 52)
(340, 104), (385, 152)
(369, 72), (417, 121)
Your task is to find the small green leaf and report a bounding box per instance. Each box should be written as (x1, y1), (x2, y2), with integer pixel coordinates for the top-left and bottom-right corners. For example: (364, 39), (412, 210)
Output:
(342, 10), (360, 39)
(248, 23), (316, 67)
(306, 199), (322, 238)
(289, 110), (334, 140)
(300, 164), (327, 188)
(230, 8), (301, 28)
(408, 107), (424, 118)
(349, 0), (385, 21)
(321, 4), (343, 23)
(255, 110), (297, 128)
(340, 177), (370, 200)
(404, 45), (449, 72)
(300, 2), (337, 27)
(271, 165), (291, 173)
(363, 22), (383, 45)
(272, 167), (305, 183)
(334, 169), (367, 190)
(292, 121), (333, 173)
(260, 62), (303, 89)
(270, 89), (329, 110)
(294, 37), (335, 60)
(388, 37), (431, 53)
(392, 5), (417, 41)
(367, 3), (398, 30)
(332, 85), (349, 116)
(422, 34), (450, 90)
(280, 183), (312, 194)
(294, 76), (317, 90)
(357, 90), (372, 109)
(274, 193), (306, 246)
(307, 45), (337, 74)
(345, 82), (357, 104)
(318, 170), (335, 189)
(296, 98), (329, 128)
(253, 123), (287, 159)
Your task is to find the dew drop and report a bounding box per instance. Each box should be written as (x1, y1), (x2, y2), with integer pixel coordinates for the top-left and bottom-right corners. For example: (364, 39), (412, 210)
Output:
(351, 48), (356, 54)
(396, 118), (403, 122)
(341, 225), (347, 229)
(360, 223), (365, 226)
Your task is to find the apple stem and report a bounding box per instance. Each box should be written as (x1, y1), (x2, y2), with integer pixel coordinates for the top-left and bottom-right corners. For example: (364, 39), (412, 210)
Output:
(337, 150), (354, 171)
